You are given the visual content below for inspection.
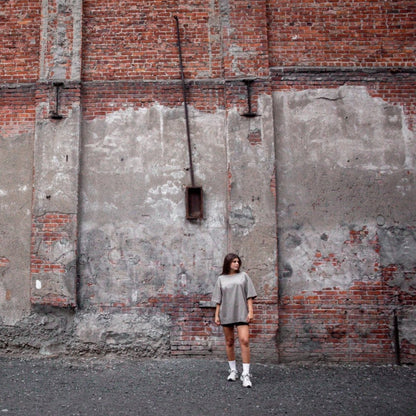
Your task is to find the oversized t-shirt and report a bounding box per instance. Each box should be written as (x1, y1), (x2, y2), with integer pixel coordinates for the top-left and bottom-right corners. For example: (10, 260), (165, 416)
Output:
(211, 272), (257, 325)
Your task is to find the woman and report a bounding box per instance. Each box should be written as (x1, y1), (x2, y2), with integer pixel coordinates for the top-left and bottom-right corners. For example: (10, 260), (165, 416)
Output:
(212, 253), (257, 388)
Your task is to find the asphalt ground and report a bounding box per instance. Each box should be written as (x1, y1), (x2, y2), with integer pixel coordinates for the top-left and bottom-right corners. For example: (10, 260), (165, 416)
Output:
(0, 355), (415, 416)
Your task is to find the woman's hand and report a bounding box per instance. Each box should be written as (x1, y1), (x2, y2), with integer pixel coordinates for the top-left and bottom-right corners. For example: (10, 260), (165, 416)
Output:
(247, 298), (254, 323)
(215, 304), (221, 326)
(247, 311), (254, 323)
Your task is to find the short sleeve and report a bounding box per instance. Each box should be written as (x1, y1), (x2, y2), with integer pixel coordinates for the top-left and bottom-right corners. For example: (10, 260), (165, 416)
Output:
(245, 273), (257, 299)
(211, 277), (222, 304)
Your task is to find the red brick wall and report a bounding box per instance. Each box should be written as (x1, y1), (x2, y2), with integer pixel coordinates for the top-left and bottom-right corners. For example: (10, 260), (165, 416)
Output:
(0, 0), (41, 83)
(267, 0), (416, 68)
(278, 273), (416, 364)
(80, 77), (273, 120)
(81, 81), (226, 119)
(96, 293), (279, 361)
(367, 77), (416, 131)
(0, 85), (37, 137)
(81, 0), (272, 81)
(82, 0), (221, 81)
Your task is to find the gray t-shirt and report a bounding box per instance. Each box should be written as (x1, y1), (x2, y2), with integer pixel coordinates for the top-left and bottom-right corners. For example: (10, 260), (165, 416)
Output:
(211, 272), (257, 325)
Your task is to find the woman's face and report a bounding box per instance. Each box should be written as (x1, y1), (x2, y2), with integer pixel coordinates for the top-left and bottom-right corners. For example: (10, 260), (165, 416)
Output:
(230, 258), (240, 273)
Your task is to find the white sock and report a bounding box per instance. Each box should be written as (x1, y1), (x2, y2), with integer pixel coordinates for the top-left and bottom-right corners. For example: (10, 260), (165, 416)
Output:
(228, 360), (237, 372)
(242, 363), (250, 375)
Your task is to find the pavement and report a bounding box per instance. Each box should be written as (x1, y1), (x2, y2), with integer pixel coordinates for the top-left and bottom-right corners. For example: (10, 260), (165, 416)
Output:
(0, 354), (415, 416)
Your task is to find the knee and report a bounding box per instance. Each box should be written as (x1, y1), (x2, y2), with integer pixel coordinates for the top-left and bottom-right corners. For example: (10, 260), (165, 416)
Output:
(225, 337), (235, 348)
(239, 336), (250, 348)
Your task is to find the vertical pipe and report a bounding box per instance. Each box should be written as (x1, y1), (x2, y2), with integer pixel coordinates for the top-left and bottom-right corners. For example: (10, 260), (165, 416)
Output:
(393, 309), (401, 365)
(174, 16), (195, 187)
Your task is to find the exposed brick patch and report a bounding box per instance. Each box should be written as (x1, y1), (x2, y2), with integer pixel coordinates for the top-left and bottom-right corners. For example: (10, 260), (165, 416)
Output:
(81, 81), (225, 120)
(30, 213), (77, 307)
(278, 283), (396, 363)
(0, 257), (10, 268)
(247, 128), (262, 145)
(367, 79), (416, 131)
(97, 293), (279, 361)
(31, 213), (75, 275)
(279, 271), (416, 364)
(270, 167), (277, 198)
(345, 226), (370, 245)
(279, 221), (416, 364)
(310, 251), (342, 272)
(382, 264), (416, 305)
(401, 339), (416, 363)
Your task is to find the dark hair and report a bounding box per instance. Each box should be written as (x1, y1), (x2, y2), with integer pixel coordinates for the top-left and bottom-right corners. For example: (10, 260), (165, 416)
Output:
(222, 253), (241, 275)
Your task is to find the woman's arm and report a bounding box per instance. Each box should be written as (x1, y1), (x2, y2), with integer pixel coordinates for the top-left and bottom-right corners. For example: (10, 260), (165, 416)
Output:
(214, 303), (221, 326)
(247, 297), (254, 323)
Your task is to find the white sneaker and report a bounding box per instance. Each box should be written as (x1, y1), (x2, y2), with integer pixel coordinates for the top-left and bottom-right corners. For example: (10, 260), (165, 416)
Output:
(240, 373), (252, 388)
(227, 369), (239, 381)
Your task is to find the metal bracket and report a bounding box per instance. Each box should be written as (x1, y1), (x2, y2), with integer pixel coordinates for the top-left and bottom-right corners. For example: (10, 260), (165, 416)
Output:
(241, 79), (259, 118)
(50, 82), (64, 120)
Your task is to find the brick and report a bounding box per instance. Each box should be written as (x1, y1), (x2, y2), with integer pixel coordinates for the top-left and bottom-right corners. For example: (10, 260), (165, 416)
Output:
(1, 0), (415, 364)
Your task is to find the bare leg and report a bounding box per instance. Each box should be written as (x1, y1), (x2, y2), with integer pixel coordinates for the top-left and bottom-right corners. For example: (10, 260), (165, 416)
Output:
(222, 326), (235, 361)
(237, 324), (250, 363)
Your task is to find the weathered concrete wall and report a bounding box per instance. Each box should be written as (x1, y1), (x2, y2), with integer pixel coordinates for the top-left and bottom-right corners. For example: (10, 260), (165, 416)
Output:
(78, 104), (228, 306)
(30, 0), (82, 307)
(0, 0), (41, 326)
(0, 308), (171, 357)
(276, 85), (415, 293)
(74, 91), (278, 360)
(0, 0), (414, 363)
(227, 95), (277, 297)
(0, 130), (33, 325)
(30, 88), (81, 307)
(275, 86), (416, 362)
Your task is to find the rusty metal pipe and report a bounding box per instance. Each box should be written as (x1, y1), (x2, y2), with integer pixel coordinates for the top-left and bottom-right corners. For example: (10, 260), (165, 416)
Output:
(174, 16), (195, 187)
(393, 309), (401, 365)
